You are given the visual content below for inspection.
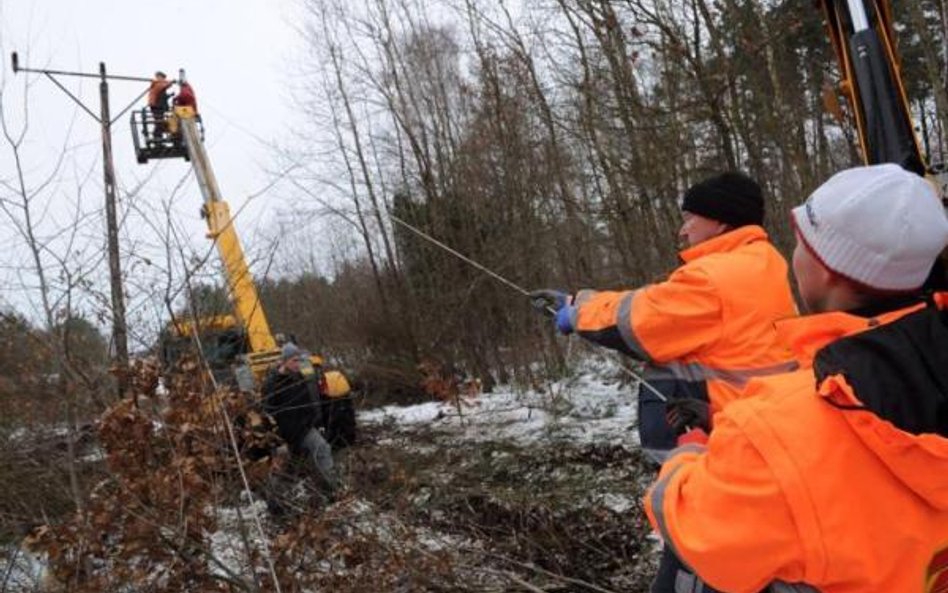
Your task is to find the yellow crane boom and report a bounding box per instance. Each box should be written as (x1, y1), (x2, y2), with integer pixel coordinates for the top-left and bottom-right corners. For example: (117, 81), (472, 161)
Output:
(176, 106), (278, 354)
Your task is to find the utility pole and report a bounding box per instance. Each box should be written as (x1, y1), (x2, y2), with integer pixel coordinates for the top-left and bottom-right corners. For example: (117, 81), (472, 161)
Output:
(11, 52), (151, 398)
(98, 63), (130, 397)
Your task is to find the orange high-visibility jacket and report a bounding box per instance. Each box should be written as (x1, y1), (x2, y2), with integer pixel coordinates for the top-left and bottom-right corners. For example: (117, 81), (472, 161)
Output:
(147, 78), (172, 109)
(573, 225), (797, 413)
(645, 294), (948, 593)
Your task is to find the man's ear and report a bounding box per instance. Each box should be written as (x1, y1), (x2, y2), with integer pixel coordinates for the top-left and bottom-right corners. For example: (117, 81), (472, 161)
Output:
(821, 264), (844, 287)
(819, 262), (855, 304)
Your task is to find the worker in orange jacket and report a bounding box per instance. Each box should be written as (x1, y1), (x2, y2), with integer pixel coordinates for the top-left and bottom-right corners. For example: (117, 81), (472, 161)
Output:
(532, 172), (797, 460)
(645, 164), (948, 592)
(147, 71), (172, 112)
(147, 71), (172, 136)
(532, 172), (797, 592)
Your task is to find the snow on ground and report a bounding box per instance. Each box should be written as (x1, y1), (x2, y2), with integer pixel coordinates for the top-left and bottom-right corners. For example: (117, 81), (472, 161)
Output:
(3, 360), (656, 591)
(354, 358), (652, 538)
(0, 544), (48, 592)
(344, 360), (658, 590)
(360, 360), (641, 449)
(208, 498), (273, 581)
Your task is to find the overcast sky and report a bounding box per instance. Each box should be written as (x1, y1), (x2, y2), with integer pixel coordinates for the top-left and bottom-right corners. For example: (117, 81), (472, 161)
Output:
(1, 0), (316, 325)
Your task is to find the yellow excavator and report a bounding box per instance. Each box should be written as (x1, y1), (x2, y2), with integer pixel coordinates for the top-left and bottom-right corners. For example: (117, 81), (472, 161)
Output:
(819, 0), (939, 180)
(132, 74), (356, 447)
(819, 0), (948, 286)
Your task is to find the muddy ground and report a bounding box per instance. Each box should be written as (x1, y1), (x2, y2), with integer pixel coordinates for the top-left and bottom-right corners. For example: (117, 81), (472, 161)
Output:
(2, 371), (661, 592)
(254, 370), (663, 592)
(333, 420), (659, 592)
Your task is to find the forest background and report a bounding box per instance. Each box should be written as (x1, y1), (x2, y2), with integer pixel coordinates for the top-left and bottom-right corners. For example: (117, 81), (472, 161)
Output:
(6, 0), (948, 432)
(3, 0), (948, 561)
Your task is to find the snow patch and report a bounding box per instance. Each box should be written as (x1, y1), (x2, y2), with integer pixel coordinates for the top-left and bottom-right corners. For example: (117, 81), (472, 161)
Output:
(361, 366), (640, 448)
(0, 546), (48, 592)
(208, 499), (273, 580)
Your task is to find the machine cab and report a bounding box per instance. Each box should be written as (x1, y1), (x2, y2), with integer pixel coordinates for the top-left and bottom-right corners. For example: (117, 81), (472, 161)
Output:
(131, 105), (204, 164)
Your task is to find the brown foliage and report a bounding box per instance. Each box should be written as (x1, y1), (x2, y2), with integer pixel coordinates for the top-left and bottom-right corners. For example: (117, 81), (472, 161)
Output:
(27, 358), (282, 592)
(24, 358), (465, 592)
(418, 359), (482, 406)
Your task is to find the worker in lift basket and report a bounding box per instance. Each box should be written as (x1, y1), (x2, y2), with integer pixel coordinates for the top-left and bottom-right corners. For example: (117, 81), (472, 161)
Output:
(173, 80), (198, 113)
(644, 164), (948, 592)
(147, 71), (172, 136)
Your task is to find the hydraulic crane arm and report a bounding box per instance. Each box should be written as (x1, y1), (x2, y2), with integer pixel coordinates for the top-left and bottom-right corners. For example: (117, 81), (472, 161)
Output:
(135, 81), (351, 404)
(820, 0), (926, 175)
(176, 106), (278, 354)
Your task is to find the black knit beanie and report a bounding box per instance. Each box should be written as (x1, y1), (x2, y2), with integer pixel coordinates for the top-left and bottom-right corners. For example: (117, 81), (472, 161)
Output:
(681, 172), (764, 227)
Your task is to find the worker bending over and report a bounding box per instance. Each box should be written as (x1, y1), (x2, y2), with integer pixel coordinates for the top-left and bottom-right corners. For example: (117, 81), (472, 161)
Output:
(645, 164), (948, 592)
(262, 343), (337, 495)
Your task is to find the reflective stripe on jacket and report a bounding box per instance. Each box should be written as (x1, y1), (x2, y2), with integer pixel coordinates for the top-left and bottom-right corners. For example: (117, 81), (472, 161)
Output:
(573, 225), (797, 413)
(645, 295), (948, 592)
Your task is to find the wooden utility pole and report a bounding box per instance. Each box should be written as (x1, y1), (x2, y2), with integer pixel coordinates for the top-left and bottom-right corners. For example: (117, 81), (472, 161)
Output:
(10, 52), (152, 398)
(98, 63), (130, 397)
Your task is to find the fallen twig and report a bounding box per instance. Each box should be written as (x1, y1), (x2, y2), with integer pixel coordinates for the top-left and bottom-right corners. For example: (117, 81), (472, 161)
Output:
(505, 571), (550, 592)
(470, 550), (619, 593)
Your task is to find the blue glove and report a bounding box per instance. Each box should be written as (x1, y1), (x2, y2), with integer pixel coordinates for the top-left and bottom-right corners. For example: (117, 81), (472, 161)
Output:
(555, 304), (576, 334)
(529, 289), (576, 334)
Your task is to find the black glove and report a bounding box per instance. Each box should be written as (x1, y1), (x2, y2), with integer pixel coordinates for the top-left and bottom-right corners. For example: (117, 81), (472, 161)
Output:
(665, 398), (711, 436)
(529, 289), (570, 316)
(528, 289), (577, 334)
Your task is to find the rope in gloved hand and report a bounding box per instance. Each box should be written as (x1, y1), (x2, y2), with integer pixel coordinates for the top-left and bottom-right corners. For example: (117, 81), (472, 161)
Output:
(388, 212), (670, 402)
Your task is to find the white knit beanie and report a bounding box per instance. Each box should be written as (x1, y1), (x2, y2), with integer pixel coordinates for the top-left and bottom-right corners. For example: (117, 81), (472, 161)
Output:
(791, 164), (948, 291)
